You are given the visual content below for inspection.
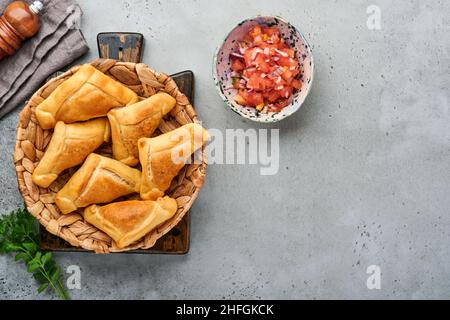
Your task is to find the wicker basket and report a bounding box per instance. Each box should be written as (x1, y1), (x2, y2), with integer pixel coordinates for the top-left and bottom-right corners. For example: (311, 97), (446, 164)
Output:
(14, 59), (207, 253)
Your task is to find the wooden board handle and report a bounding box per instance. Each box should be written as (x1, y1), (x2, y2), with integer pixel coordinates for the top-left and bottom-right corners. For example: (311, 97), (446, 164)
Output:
(97, 32), (144, 63)
(171, 70), (194, 103)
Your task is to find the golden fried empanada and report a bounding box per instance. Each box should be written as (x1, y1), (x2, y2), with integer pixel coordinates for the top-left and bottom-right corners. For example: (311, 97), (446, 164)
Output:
(36, 64), (139, 129)
(138, 123), (209, 200)
(55, 153), (141, 214)
(108, 92), (176, 166)
(32, 118), (110, 188)
(84, 196), (177, 248)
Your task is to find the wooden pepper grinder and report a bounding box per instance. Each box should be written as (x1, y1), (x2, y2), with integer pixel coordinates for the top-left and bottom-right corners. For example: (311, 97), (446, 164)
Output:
(0, 1), (43, 60)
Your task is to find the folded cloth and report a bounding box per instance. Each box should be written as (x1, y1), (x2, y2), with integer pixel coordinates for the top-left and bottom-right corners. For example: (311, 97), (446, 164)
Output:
(0, 0), (89, 119)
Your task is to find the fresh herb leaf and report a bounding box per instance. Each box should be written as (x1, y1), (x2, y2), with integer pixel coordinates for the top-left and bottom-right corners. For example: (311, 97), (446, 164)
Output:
(51, 267), (60, 282)
(23, 242), (38, 252)
(27, 262), (40, 273)
(0, 208), (70, 300)
(38, 283), (49, 293)
(15, 252), (27, 261)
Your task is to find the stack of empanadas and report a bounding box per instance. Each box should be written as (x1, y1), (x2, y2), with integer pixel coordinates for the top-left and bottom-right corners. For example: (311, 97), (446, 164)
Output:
(32, 64), (208, 249)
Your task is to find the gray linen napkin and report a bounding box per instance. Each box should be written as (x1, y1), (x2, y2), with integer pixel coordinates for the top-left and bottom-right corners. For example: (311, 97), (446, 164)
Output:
(0, 0), (89, 119)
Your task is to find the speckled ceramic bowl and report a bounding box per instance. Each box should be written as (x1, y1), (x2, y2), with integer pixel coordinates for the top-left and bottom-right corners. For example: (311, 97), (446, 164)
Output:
(213, 16), (314, 123)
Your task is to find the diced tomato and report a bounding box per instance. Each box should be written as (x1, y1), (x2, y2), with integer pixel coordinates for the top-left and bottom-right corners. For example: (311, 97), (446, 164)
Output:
(244, 48), (257, 66)
(286, 48), (295, 58)
(276, 39), (288, 49)
(281, 69), (294, 82)
(243, 34), (253, 44)
(263, 76), (275, 89)
(292, 79), (302, 90)
(239, 90), (264, 107)
(279, 86), (293, 100)
(247, 73), (273, 91)
(263, 28), (280, 44)
(272, 99), (290, 110)
(243, 67), (257, 78)
(259, 42), (277, 55)
(247, 92), (264, 106)
(271, 34), (281, 44)
(277, 56), (295, 67)
(282, 69), (299, 83)
(263, 27), (280, 37)
(254, 54), (271, 73)
(234, 93), (246, 105)
(266, 90), (281, 103)
(231, 59), (245, 72)
(230, 25), (302, 112)
(249, 25), (262, 39)
(253, 35), (263, 45)
(277, 56), (289, 67)
(247, 73), (264, 90)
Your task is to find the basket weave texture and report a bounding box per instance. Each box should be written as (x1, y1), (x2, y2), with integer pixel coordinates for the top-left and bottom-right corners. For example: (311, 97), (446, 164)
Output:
(14, 59), (207, 253)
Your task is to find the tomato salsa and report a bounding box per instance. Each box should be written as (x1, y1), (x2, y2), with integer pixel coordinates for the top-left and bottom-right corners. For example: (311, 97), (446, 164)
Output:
(230, 25), (302, 113)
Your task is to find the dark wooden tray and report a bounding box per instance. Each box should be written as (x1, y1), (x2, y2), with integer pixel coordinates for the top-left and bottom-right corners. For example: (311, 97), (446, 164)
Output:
(38, 33), (194, 254)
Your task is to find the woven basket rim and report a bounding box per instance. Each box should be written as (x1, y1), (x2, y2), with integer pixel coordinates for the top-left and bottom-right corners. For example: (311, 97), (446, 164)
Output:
(14, 59), (207, 253)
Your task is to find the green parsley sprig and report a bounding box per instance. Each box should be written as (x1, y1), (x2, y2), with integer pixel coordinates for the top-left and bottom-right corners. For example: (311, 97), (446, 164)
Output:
(0, 208), (70, 299)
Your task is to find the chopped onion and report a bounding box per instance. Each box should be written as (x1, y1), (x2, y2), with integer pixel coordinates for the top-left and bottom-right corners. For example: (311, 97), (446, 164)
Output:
(231, 52), (244, 59)
(274, 66), (284, 75)
(251, 48), (263, 60)
(275, 49), (289, 57)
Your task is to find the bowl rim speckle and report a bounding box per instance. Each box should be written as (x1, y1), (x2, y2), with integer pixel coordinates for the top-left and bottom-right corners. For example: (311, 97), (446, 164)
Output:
(212, 15), (315, 123)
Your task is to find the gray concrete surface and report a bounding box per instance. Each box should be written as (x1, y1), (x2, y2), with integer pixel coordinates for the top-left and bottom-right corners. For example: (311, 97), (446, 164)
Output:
(1, 0), (450, 299)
